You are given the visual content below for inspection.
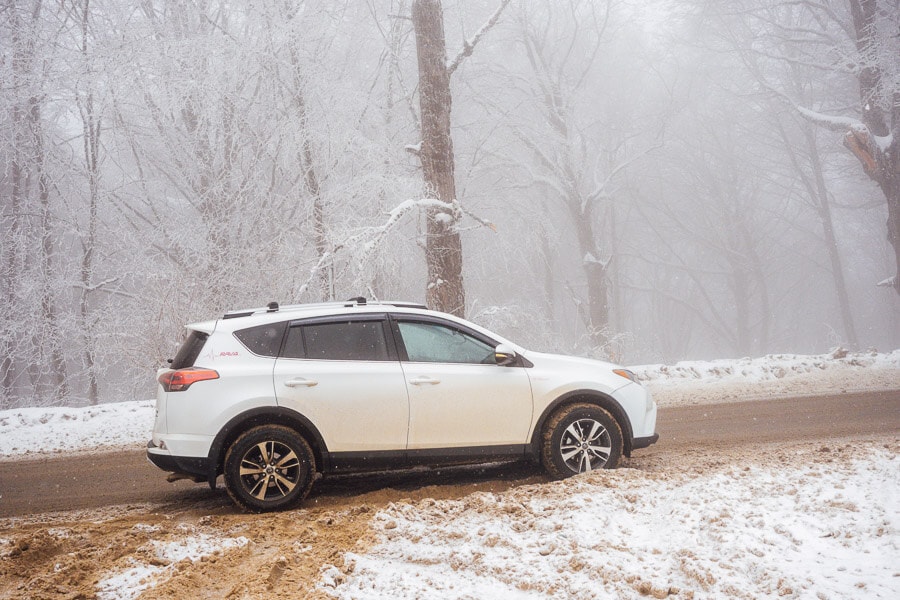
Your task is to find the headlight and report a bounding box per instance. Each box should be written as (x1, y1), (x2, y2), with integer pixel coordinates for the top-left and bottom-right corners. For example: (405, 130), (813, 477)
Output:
(613, 369), (641, 385)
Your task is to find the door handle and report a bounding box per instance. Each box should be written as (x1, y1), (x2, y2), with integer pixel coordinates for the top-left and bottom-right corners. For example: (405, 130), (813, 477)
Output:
(409, 376), (440, 385)
(284, 377), (318, 388)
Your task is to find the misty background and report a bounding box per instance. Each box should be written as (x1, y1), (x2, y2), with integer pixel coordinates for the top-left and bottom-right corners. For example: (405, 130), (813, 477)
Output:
(2, 0), (898, 408)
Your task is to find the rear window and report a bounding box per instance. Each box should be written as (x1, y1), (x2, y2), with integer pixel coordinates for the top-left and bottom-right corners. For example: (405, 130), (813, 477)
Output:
(234, 322), (287, 357)
(170, 330), (209, 369)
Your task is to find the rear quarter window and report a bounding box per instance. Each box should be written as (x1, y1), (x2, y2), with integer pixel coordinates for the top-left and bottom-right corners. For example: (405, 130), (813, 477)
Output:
(234, 322), (287, 357)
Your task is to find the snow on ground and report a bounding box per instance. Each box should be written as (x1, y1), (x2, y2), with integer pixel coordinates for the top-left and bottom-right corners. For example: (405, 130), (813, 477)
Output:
(634, 348), (900, 407)
(0, 400), (154, 458)
(320, 445), (899, 600)
(95, 527), (249, 600)
(0, 349), (896, 459)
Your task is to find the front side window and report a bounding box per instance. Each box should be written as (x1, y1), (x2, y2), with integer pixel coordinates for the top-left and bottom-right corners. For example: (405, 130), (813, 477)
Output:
(397, 321), (496, 364)
(282, 320), (390, 361)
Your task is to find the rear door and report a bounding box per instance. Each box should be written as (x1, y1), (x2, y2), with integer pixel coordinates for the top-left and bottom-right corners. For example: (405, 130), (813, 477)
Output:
(273, 315), (409, 453)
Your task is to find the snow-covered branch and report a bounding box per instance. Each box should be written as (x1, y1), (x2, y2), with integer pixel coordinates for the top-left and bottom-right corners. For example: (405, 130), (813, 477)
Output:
(447, 0), (512, 76)
(72, 277), (119, 293)
(795, 106), (863, 133)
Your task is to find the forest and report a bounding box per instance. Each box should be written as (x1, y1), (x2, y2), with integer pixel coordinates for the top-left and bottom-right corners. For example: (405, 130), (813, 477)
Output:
(2, 0), (898, 407)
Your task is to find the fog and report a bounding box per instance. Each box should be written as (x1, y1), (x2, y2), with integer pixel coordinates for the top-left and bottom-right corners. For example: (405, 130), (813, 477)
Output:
(2, 0), (898, 407)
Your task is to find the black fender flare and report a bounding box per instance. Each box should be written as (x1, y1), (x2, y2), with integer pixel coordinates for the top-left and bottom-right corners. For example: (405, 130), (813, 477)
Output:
(529, 390), (635, 458)
(206, 406), (330, 488)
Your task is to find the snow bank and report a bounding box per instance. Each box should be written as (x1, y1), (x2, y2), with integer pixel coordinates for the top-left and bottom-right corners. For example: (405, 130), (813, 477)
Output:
(320, 447), (899, 599)
(0, 400), (154, 458)
(635, 349), (900, 406)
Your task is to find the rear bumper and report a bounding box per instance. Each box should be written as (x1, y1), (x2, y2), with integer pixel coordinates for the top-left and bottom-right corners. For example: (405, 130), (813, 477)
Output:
(632, 434), (660, 450)
(146, 440), (210, 478)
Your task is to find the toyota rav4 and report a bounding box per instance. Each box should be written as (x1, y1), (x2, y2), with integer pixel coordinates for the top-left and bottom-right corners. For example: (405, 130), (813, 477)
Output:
(148, 299), (658, 512)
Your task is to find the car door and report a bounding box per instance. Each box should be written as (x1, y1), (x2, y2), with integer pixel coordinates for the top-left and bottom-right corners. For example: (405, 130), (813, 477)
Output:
(273, 315), (409, 454)
(393, 316), (533, 450)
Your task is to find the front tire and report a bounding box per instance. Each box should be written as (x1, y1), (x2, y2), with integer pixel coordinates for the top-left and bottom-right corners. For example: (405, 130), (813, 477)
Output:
(541, 403), (623, 479)
(224, 425), (315, 512)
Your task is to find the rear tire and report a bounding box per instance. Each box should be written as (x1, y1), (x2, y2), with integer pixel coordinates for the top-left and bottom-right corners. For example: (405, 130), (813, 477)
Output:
(541, 403), (623, 479)
(224, 425), (315, 513)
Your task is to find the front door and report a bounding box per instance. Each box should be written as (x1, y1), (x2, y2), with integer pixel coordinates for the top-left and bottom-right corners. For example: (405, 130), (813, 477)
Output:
(394, 319), (533, 450)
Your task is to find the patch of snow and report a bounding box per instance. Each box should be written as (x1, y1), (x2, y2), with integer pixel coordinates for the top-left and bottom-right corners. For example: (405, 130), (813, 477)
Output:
(320, 448), (899, 599)
(874, 133), (893, 152)
(96, 532), (248, 600)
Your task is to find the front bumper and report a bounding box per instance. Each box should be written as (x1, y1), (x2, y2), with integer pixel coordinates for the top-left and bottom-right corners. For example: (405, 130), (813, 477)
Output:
(632, 433), (660, 450)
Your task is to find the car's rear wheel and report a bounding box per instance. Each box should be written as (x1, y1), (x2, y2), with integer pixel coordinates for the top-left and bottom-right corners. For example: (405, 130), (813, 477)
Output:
(541, 403), (623, 479)
(224, 425), (315, 512)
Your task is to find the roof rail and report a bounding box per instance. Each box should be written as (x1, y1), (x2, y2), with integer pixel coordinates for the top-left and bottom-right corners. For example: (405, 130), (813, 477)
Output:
(222, 298), (428, 319)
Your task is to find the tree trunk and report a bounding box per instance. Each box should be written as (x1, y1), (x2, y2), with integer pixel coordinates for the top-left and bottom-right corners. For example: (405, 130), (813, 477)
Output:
(803, 126), (860, 347)
(77, 0), (100, 404)
(411, 0), (466, 317)
(571, 203), (610, 348)
(31, 94), (69, 403)
(847, 0), (900, 293)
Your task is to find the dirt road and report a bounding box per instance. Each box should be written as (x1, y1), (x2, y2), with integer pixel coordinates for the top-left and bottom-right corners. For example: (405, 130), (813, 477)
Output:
(1, 389), (897, 519)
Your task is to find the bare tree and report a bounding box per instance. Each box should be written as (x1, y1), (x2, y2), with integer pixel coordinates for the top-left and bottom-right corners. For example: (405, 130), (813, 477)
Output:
(410, 0), (510, 317)
(1, 0), (69, 407)
(758, 0), (900, 293)
(710, 1), (864, 347)
(503, 1), (658, 353)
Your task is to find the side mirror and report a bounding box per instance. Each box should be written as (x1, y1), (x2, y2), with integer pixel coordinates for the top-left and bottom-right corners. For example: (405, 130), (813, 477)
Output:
(494, 343), (518, 366)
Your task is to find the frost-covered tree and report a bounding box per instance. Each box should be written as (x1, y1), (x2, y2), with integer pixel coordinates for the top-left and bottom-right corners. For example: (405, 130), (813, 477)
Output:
(738, 0), (900, 293)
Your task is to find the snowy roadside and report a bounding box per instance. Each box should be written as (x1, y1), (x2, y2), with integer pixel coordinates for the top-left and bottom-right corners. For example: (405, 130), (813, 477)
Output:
(317, 439), (899, 600)
(635, 348), (900, 407)
(0, 349), (896, 460)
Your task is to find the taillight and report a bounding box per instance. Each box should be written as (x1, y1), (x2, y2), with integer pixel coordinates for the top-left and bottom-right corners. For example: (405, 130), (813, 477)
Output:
(158, 368), (219, 392)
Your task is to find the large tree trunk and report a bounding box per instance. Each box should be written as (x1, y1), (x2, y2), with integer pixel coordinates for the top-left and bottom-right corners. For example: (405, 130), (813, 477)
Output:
(847, 0), (900, 294)
(411, 0), (465, 317)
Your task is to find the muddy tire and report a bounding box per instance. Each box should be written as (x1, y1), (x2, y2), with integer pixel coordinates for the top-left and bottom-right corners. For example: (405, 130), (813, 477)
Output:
(541, 403), (623, 479)
(224, 425), (315, 513)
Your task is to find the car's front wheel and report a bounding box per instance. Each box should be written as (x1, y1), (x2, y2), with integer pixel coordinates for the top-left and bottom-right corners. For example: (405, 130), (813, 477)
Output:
(541, 403), (623, 479)
(224, 425), (315, 512)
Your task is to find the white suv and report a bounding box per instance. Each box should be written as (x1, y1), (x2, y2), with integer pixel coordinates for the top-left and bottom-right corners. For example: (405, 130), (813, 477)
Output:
(148, 299), (658, 512)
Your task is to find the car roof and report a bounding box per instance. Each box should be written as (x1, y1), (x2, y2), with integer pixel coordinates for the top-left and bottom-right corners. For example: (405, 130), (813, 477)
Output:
(187, 300), (437, 333)
(185, 299), (522, 350)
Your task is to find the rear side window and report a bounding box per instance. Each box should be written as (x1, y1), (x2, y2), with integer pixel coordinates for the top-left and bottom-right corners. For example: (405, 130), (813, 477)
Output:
(283, 320), (390, 361)
(170, 330), (209, 369)
(234, 322), (287, 357)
